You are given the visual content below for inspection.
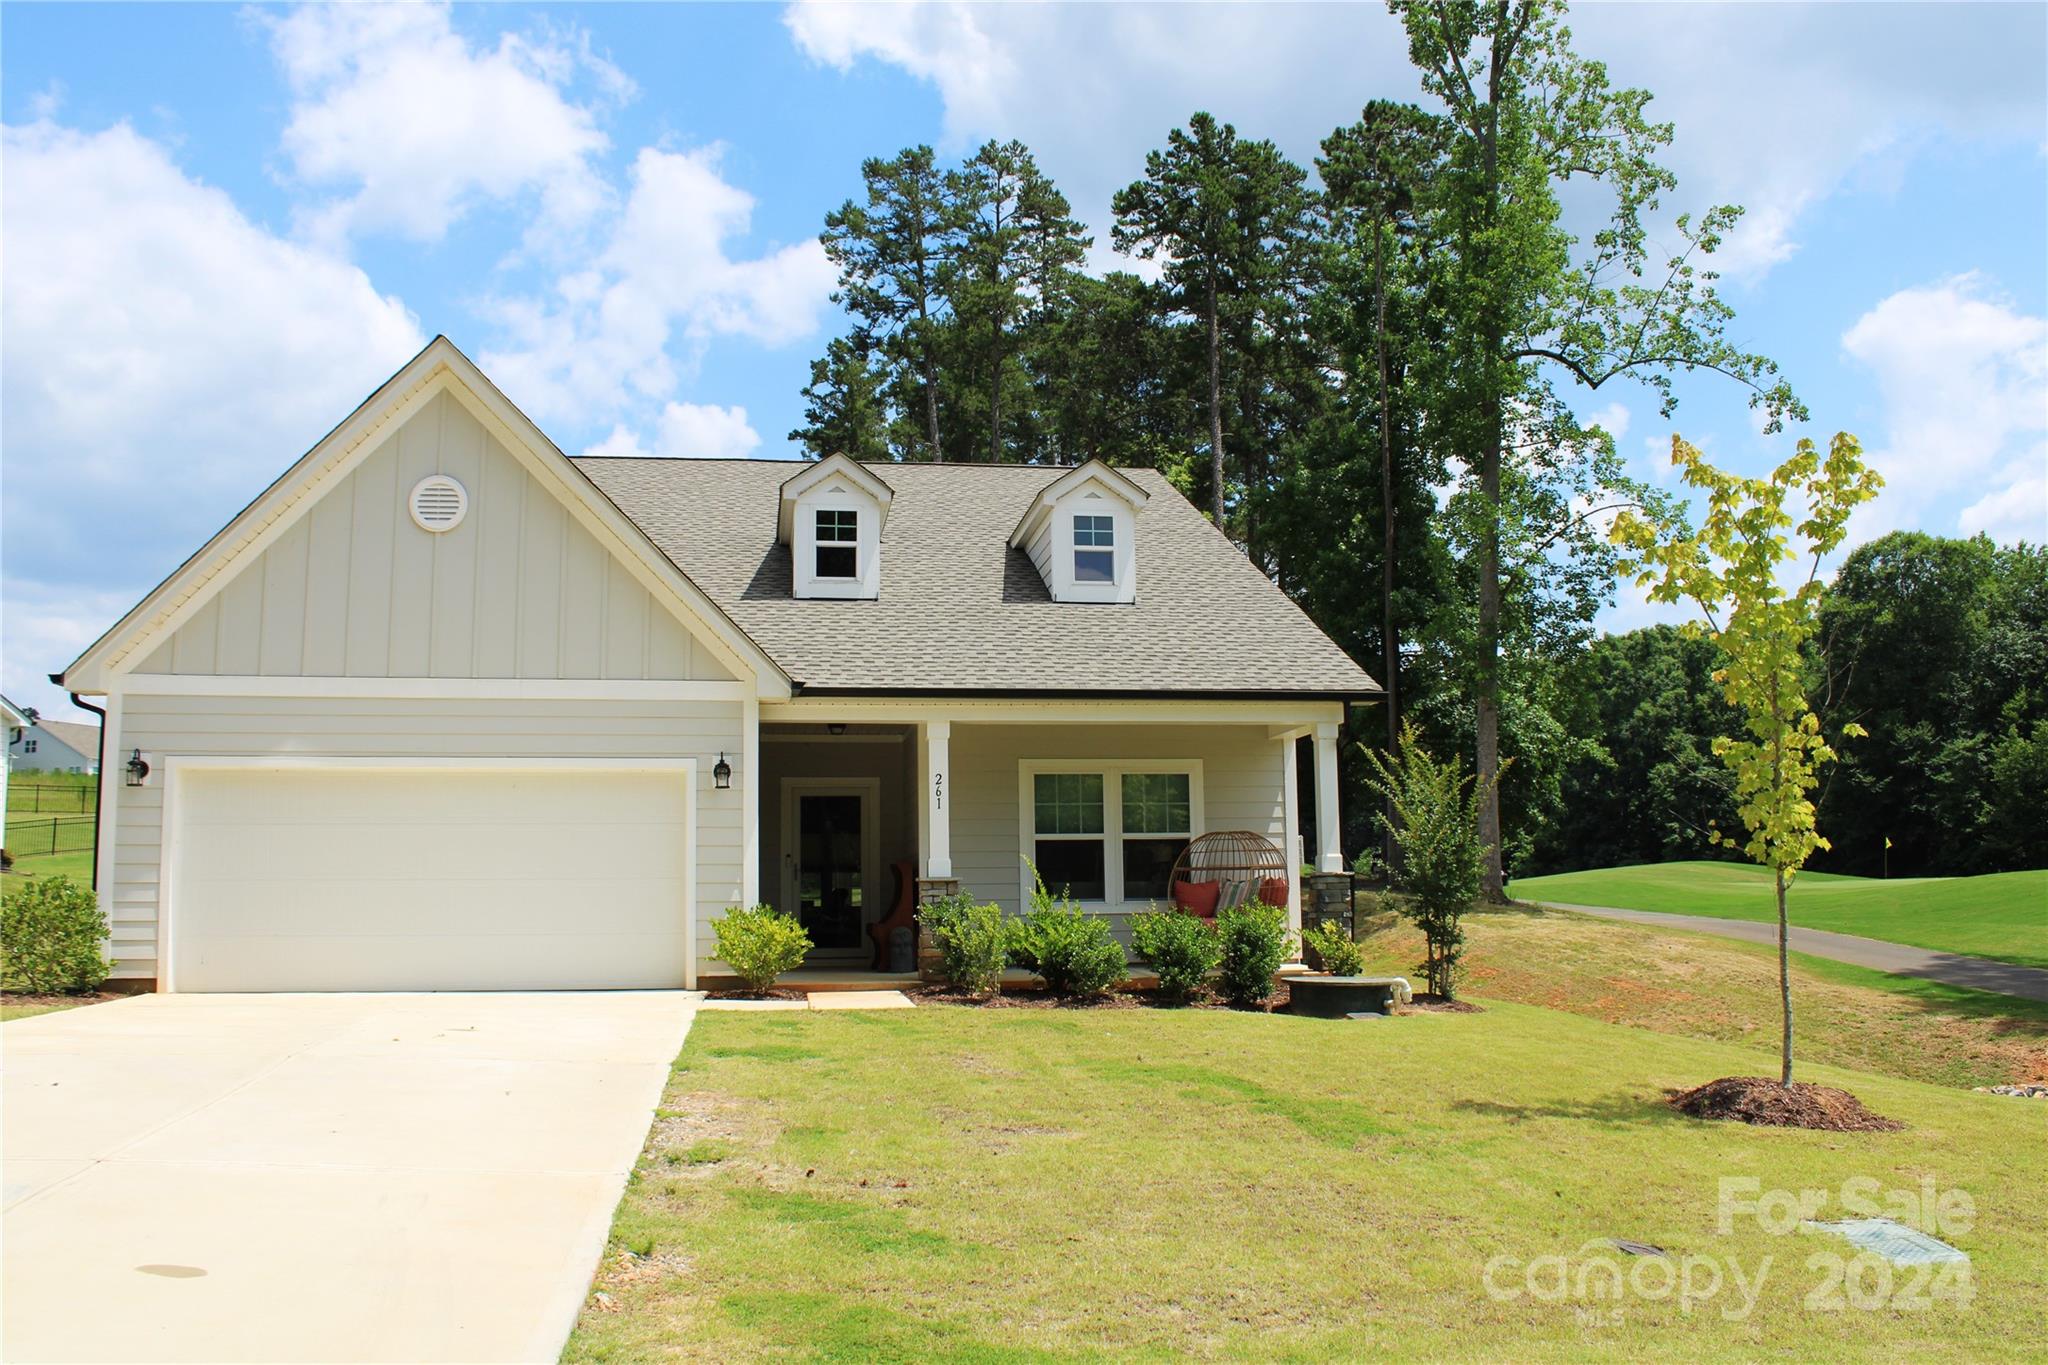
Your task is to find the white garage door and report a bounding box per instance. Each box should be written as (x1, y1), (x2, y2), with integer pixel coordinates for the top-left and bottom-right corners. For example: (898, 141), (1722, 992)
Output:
(169, 764), (693, 992)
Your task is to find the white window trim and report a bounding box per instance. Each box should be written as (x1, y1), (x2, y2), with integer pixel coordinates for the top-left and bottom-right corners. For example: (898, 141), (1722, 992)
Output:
(812, 507), (860, 580)
(1016, 758), (1204, 912)
(792, 480), (882, 600)
(1048, 489), (1137, 604)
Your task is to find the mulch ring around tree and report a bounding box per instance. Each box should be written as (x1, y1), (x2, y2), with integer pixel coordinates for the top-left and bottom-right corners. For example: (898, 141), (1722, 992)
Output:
(1669, 1076), (1904, 1132)
(1401, 994), (1486, 1014)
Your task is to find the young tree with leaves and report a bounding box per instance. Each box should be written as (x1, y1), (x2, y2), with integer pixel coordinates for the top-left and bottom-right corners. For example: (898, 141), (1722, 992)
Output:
(1112, 112), (1313, 527)
(1360, 724), (1495, 998)
(1612, 433), (1883, 1086)
(1393, 0), (1803, 898)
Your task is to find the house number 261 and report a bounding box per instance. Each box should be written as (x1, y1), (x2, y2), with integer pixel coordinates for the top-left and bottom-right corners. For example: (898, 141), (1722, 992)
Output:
(932, 773), (945, 809)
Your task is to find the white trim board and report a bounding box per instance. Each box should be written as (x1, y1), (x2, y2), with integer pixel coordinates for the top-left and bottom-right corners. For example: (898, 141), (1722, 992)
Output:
(119, 675), (749, 702)
(156, 754), (699, 992)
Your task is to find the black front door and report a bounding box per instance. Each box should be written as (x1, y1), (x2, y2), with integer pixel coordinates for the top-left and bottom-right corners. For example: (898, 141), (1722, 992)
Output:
(795, 792), (865, 952)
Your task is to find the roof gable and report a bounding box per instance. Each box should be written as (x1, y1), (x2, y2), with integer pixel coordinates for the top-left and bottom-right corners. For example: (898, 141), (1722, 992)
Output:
(61, 338), (789, 696)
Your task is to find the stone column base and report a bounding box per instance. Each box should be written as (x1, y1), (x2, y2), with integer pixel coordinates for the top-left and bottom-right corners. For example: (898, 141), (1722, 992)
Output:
(1305, 872), (1356, 939)
(914, 878), (962, 983)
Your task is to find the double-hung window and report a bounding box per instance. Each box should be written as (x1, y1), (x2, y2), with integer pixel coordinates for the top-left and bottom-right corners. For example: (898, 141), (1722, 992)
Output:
(815, 508), (858, 579)
(1025, 762), (1199, 905)
(1073, 514), (1115, 583)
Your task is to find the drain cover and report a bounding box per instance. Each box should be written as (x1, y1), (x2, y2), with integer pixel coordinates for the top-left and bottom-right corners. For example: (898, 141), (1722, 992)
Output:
(1805, 1218), (1967, 1265)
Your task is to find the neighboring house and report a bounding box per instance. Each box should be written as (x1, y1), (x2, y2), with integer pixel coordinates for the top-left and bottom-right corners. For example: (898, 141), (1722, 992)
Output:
(1, 694), (27, 830)
(4, 698), (100, 776)
(57, 338), (1378, 992)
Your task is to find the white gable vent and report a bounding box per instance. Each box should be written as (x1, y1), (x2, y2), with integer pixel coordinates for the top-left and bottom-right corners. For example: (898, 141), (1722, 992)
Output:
(408, 475), (469, 532)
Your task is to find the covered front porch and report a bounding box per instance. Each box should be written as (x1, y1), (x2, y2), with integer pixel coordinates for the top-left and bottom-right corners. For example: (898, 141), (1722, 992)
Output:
(734, 699), (1352, 979)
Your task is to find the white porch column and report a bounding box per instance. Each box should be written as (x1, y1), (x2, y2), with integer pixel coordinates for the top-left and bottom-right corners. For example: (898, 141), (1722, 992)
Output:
(1281, 733), (1303, 938)
(1314, 721), (1343, 874)
(923, 719), (952, 879)
(739, 694), (760, 909)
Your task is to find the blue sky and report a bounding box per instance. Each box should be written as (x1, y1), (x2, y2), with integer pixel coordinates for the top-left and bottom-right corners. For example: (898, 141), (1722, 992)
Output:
(3, 2), (2044, 717)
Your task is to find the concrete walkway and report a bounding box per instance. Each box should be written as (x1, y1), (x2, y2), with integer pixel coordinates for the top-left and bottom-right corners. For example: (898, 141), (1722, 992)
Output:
(1542, 902), (2048, 1003)
(3, 991), (700, 1363)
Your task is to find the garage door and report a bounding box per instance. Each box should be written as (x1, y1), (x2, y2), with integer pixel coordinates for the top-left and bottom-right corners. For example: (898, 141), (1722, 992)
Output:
(169, 764), (693, 992)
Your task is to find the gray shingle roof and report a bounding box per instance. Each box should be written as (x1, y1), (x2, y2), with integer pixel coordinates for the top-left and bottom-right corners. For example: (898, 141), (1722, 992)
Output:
(573, 458), (1380, 697)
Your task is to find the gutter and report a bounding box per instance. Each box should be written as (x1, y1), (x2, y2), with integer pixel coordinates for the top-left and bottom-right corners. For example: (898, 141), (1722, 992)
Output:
(54, 674), (106, 893)
(788, 684), (1385, 703)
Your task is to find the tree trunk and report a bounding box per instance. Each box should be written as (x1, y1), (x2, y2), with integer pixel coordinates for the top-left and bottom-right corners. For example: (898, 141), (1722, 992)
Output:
(1207, 278), (1225, 527)
(1374, 223), (1400, 874)
(988, 331), (1003, 464)
(920, 346), (941, 460)
(1474, 35), (1508, 903)
(1776, 864), (1794, 1085)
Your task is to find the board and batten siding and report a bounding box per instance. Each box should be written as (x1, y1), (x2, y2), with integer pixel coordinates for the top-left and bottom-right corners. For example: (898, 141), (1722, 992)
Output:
(947, 722), (1289, 929)
(107, 694), (744, 982)
(131, 389), (732, 683)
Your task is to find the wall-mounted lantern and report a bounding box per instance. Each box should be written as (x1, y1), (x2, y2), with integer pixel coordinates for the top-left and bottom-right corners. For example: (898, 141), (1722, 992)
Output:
(125, 748), (151, 787)
(712, 752), (732, 790)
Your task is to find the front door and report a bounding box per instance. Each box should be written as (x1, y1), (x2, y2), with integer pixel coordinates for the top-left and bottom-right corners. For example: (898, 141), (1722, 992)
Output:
(782, 780), (879, 959)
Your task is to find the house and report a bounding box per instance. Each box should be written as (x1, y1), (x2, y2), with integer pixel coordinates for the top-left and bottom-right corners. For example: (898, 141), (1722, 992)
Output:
(1, 694), (26, 829)
(4, 697), (100, 776)
(56, 338), (1378, 992)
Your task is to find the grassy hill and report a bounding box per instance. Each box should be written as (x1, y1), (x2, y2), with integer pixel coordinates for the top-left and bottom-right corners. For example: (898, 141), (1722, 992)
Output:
(1510, 861), (2048, 969)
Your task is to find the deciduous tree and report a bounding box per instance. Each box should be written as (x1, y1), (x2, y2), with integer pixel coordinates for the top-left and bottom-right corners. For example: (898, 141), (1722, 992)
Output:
(1612, 432), (1882, 1085)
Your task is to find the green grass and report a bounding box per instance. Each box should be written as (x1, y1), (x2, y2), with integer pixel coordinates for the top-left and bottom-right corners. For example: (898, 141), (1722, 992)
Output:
(1355, 906), (2046, 1090)
(1, 848), (94, 889)
(0, 997), (97, 1022)
(1511, 862), (2048, 969)
(568, 1004), (2046, 1361)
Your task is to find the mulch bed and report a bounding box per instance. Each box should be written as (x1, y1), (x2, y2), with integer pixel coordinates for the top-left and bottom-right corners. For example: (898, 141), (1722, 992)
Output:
(910, 985), (1145, 1010)
(704, 988), (807, 1002)
(1668, 1076), (1904, 1132)
(1402, 993), (1485, 1014)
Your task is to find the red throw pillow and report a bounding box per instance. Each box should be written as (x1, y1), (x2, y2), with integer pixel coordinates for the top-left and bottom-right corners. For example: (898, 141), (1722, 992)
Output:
(1259, 877), (1289, 907)
(1172, 879), (1221, 917)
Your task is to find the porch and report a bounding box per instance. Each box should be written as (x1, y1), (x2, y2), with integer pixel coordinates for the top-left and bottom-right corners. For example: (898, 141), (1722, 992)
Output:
(738, 701), (1350, 975)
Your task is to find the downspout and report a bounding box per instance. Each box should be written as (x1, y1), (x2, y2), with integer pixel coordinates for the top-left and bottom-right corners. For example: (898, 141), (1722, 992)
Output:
(54, 675), (107, 893)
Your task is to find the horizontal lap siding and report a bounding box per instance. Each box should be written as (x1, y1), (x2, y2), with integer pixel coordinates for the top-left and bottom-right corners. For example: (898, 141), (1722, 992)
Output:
(109, 695), (745, 981)
(948, 723), (1288, 929)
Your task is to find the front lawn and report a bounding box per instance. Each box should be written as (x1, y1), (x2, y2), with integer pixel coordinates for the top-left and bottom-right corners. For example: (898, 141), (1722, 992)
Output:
(1, 847), (94, 889)
(1510, 862), (2048, 970)
(1357, 906), (2048, 1089)
(569, 1003), (2044, 1360)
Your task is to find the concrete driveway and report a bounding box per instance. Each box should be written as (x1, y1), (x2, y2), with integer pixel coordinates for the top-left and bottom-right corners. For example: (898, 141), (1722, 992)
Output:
(3, 991), (699, 1364)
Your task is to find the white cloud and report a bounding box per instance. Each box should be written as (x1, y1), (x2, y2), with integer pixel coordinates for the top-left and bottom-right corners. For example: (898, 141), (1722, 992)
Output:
(261, 3), (626, 245)
(0, 119), (424, 699)
(479, 145), (835, 426)
(1842, 273), (2047, 543)
(0, 581), (140, 721)
(583, 402), (764, 460)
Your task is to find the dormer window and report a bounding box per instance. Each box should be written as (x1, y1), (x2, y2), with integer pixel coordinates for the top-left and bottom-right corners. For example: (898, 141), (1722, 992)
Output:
(1074, 515), (1115, 583)
(1009, 459), (1150, 605)
(779, 453), (892, 600)
(816, 509), (859, 579)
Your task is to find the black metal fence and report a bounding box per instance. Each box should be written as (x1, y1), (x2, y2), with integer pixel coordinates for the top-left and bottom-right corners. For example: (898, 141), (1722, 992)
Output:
(3, 816), (96, 857)
(8, 782), (98, 814)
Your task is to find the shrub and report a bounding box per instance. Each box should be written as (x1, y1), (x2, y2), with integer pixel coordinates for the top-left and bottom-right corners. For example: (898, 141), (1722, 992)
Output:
(1006, 866), (1125, 997)
(920, 893), (1007, 996)
(1, 875), (111, 994)
(712, 904), (811, 994)
(1302, 920), (1365, 977)
(1128, 905), (1221, 1004)
(1359, 724), (1492, 999)
(1215, 901), (1291, 1007)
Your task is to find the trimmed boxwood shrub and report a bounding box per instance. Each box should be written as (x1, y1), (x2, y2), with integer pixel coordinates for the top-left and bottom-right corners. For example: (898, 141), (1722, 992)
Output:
(1, 875), (111, 994)
(920, 893), (1007, 996)
(1007, 867), (1125, 997)
(712, 904), (811, 994)
(1216, 901), (1292, 1007)
(1302, 921), (1365, 977)
(1128, 906), (1221, 1004)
